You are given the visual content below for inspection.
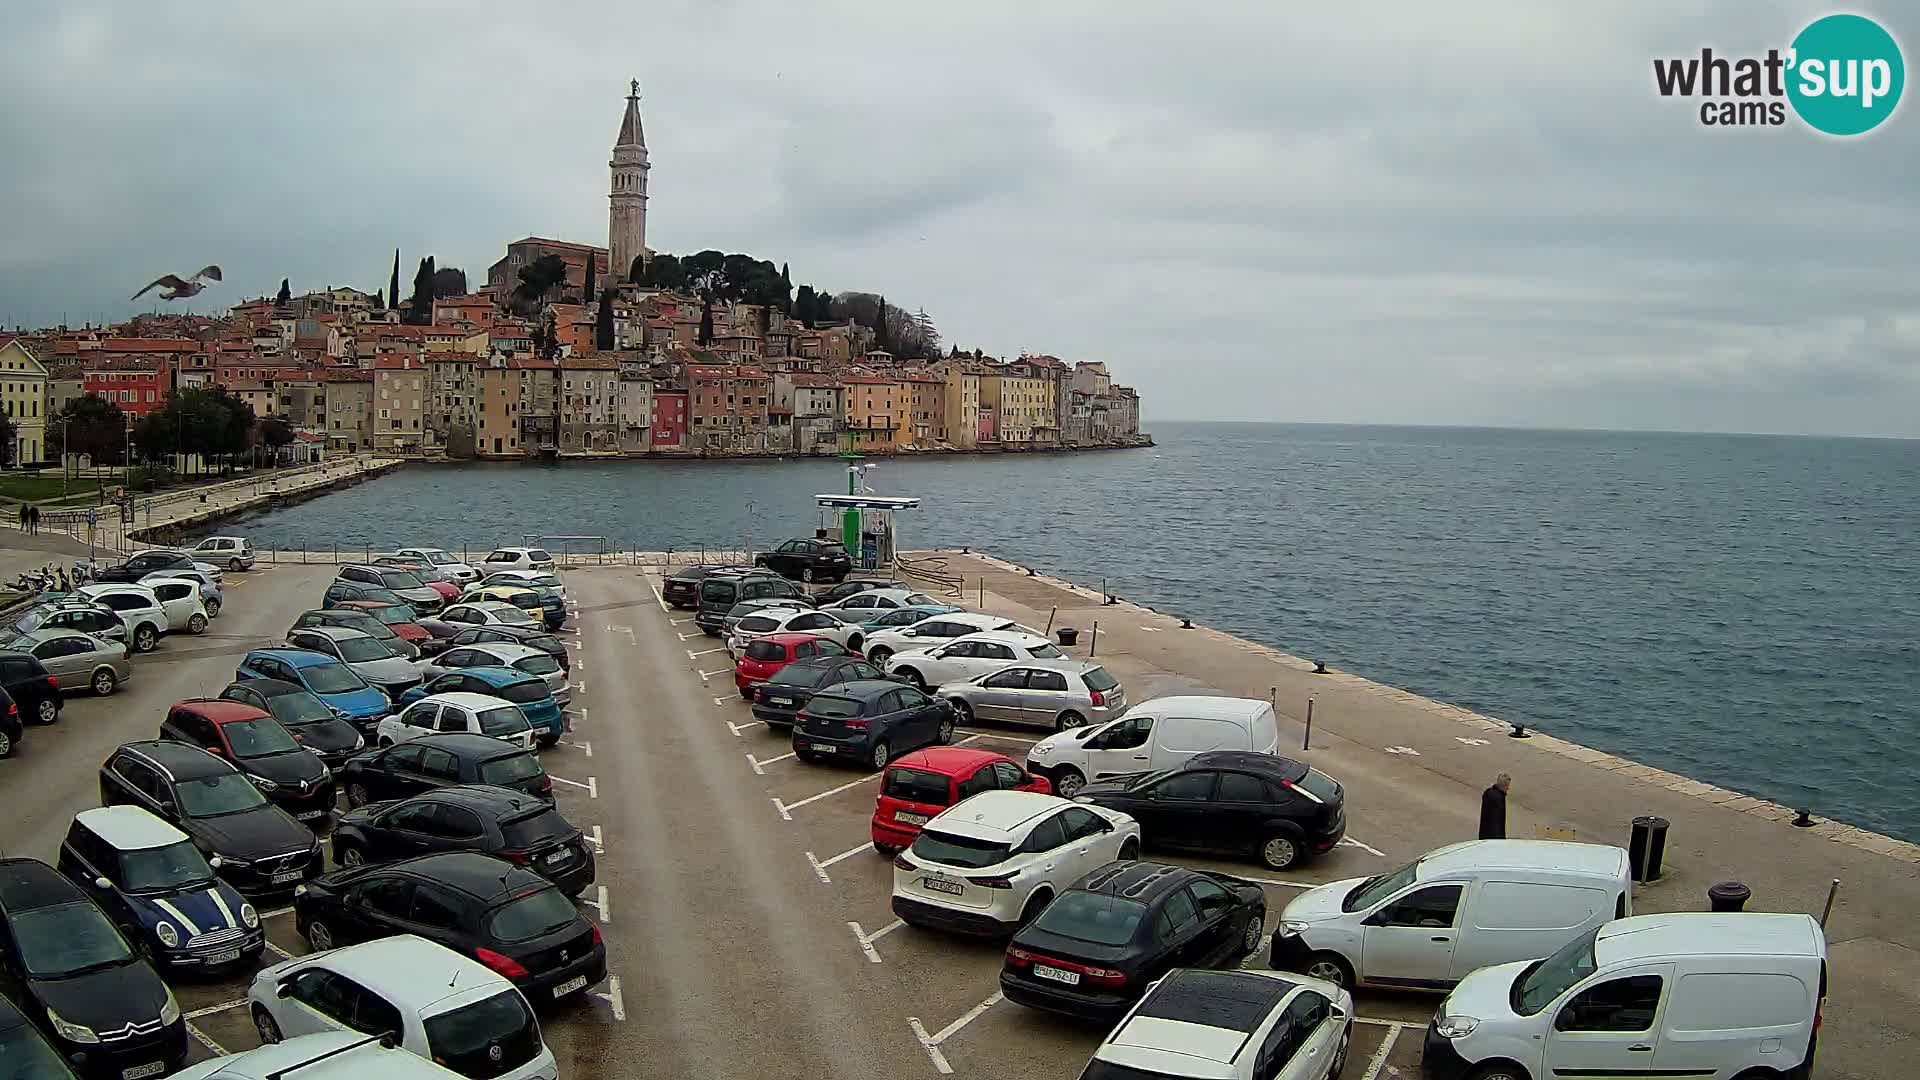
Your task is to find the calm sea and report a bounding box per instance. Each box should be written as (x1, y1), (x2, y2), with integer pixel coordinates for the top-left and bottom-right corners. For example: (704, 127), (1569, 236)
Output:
(222, 422), (1920, 842)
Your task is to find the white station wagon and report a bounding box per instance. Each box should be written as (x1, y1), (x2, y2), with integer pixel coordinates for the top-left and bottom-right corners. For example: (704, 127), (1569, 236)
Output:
(377, 692), (535, 750)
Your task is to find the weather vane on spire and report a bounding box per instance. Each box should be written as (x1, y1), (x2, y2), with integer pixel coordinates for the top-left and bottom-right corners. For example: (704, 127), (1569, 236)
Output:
(630, 78), (640, 98)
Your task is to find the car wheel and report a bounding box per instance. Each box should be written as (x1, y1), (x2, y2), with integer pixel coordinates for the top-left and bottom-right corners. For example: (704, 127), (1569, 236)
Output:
(801, 567), (815, 583)
(1241, 913), (1265, 956)
(739, 686), (755, 700)
(134, 625), (157, 652)
(339, 845), (366, 868)
(187, 613), (208, 635)
(898, 667), (926, 690)
(34, 699), (57, 725)
(306, 918), (336, 951)
(252, 1005), (283, 1044)
(847, 633), (862, 653)
(1465, 1065), (1531, 1080)
(1053, 767), (1086, 798)
(873, 842), (898, 857)
(228, 557), (244, 572)
(936, 716), (955, 744)
(1018, 890), (1052, 926)
(867, 645), (892, 665)
(1329, 1026), (1352, 1077)
(91, 669), (118, 696)
(948, 699), (973, 725)
(870, 739), (891, 770)
(1118, 837), (1139, 861)
(1055, 710), (1086, 732)
(1303, 951), (1354, 990)
(0, 729), (12, 758)
(378, 737), (395, 748)
(347, 783), (370, 808)
(206, 598), (222, 617)
(1260, 832), (1302, 871)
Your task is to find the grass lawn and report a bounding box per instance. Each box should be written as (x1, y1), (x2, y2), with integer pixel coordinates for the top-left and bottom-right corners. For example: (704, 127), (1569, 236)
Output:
(0, 474), (103, 501)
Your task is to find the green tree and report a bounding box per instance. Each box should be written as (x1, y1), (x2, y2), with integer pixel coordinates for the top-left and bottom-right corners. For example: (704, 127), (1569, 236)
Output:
(779, 263), (792, 314)
(389, 249), (402, 312)
(375, 288), (385, 309)
(276, 278), (291, 305)
(0, 411), (17, 466)
(431, 266), (467, 299)
(56, 394), (128, 470)
(408, 256), (437, 323)
(595, 291), (615, 351)
(511, 255), (569, 314)
(874, 295), (891, 351)
(260, 416), (296, 464)
(794, 285), (816, 326)
(583, 255), (597, 305)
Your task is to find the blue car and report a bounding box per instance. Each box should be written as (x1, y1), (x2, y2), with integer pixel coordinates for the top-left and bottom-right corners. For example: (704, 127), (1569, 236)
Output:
(56, 806), (264, 971)
(235, 648), (392, 728)
(858, 603), (965, 632)
(399, 666), (565, 746)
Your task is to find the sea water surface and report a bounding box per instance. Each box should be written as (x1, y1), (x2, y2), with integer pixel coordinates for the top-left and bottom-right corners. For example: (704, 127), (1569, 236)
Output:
(224, 423), (1920, 841)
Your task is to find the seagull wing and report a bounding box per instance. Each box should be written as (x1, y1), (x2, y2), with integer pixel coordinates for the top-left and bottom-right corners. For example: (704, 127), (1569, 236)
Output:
(131, 274), (190, 300)
(192, 265), (223, 283)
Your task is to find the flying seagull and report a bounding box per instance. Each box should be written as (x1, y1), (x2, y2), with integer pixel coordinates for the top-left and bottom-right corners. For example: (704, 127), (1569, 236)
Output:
(130, 265), (223, 301)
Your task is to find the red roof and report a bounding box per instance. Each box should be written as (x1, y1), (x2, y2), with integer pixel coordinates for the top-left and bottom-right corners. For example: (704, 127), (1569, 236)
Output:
(101, 338), (197, 353)
(173, 699), (272, 724)
(373, 356), (417, 370)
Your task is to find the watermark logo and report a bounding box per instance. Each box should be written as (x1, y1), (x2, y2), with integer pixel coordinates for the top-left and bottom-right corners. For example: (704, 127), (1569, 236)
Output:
(1653, 12), (1904, 135)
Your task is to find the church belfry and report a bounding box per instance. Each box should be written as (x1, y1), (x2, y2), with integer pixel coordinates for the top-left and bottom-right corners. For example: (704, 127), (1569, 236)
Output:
(609, 79), (650, 283)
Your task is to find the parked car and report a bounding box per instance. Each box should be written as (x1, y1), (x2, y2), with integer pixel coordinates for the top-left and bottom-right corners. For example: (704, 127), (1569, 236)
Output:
(190, 535), (256, 572)
(75, 584), (169, 653)
(861, 611), (1038, 666)
(750, 655), (887, 729)
(1002, 860), (1268, 1020)
(478, 547), (555, 573)
(444, 624), (569, 672)
(397, 668), (564, 747)
(168, 1030), (457, 1080)
(718, 597), (815, 640)
(339, 600), (452, 655)
(284, 627), (425, 701)
(461, 587), (546, 627)
(728, 608), (867, 657)
(1081, 968), (1353, 1080)
(890, 789), (1140, 936)
(98, 741), (323, 895)
(754, 537), (853, 583)
(218, 679), (365, 768)
(1025, 695), (1285, 797)
(0, 687), (23, 759)
(7, 628), (127, 699)
(290, 607), (422, 661)
(0, 651), (63, 724)
(329, 785), (594, 895)
(1427, 913), (1826, 1080)
(0, 994), (77, 1080)
(661, 563), (754, 609)
(437, 600), (541, 630)
(392, 546), (480, 585)
(812, 578), (911, 605)
(12, 601), (127, 646)
(855, 602), (967, 633)
(334, 566), (444, 616)
(289, 853), (604, 1000)
(1076, 751), (1346, 872)
(339, 733), (553, 808)
(373, 559), (462, 601)
(143, 567), (223, 617)
(246, 934), (559, 1080)
(733, 633), (846, 698)
(472, 569), (567, 603)
(870, 746), (1050, 855)
(694, 572), (807, 636)
(1269, 839), (1632, 992)
(57, 806), (265, 972)
(936, 659), (1123, 732)
(793, 680), (958, 769)
(321, 581), (407, 610)
(0, 858), (187, 1079)
(235, 649), (393, 730)
(131, 577), (210, 635)
(378, 692), (536, 751)
(158, 699), (336, 825)
(419, 643), (567, 707)
(816, 587), (943, 617)
(90, 549), (200, 584)
(881, 630), (1065, 689)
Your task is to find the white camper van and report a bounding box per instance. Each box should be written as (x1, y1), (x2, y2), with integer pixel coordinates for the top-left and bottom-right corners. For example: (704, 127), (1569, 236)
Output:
(1024, 695), (1282, 797)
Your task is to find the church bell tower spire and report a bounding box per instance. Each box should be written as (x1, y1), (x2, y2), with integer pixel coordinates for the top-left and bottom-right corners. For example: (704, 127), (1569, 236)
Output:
(609, 80), (650, 284)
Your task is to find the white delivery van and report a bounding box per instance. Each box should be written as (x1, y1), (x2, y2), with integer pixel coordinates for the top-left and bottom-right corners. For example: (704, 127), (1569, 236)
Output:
(1022, 695), (1282, 797)
(1268, 840), (1631, 992)
(1423, 912), (1828, 1080)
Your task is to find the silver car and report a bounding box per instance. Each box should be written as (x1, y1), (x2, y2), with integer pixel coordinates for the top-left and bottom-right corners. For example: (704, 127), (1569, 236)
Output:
(419, 642), (569, 706)
(13, 602), (127, 646)
(935, 659), (1127, 731)
(1, 628), (130, 696)
(284, 626), (424, 701)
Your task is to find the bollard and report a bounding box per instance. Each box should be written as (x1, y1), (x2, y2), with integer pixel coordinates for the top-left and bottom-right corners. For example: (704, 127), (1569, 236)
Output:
(1628, 816), (1670, 883)
(1056, 627), (1078, 647)
(979, 579), (985, 608)
(1509, 721), (1532, 739)
(1793, 808), (1815, 828)
(1707, 881), (1751, 913)
(1819, 879), (1841, 927)
(1303, 697), (1314, 751)
(1044, 606), (1057, 635)
(1088, 621), (1098, 657)
(1312, 660), (1328, 674)
(1181, 617), (1193, 629)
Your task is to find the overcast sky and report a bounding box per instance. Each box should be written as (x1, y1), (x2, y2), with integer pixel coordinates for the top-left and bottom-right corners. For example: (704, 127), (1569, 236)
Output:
(2, 2), (1914, 436)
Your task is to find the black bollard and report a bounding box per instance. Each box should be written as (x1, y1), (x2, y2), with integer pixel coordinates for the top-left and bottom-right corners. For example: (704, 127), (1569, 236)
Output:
(1508, 721), (1531, 738)
(1056, 628), (1078, 647)
(1628, 816), (1670, 882)
(1312, 660), (1328, 674)
(1707, 881), (1751, 912)
(1793, 808), (1815, 828)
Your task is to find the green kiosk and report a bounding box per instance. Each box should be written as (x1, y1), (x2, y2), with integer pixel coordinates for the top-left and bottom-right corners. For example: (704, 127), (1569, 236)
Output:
(817, 459), (920, 572)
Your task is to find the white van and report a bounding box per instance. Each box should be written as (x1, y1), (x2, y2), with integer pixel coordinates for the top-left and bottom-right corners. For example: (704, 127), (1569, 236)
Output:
(1268, 840), (1631, 992)
(1424, 913), (1828, 1080)
(1024, 695), (1281, 797)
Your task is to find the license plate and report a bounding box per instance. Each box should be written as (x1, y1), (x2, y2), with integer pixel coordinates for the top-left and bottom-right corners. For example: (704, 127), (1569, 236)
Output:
(895, 811), (929, 825)
(552, 975), (588, 997)
(204, 948), (242, 965)
(123, 1064), (164, 1080)
(810, 742), (837, 753)
(271, 871), (304, 884)
(921, 876), (964, 896)
(544, 850), (569, 866)
(769, 697), (795, 706)
(1033, 964), (1081, 985)
(296, 810), (327, 821)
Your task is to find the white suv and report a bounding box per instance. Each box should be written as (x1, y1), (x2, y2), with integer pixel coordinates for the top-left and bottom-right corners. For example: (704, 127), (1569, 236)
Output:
(891, 789), (1139, 934)
(881, 629), (1065, 689)
(77, 583), (170, 652)
(247, 934), (557, 1080)
(393, 547), (480, 585)
(1084, 968), (1353, 1080)
(171, 1031), (465, 1080)
(862, 612), (1038, 666)
(378, 692), (535, 750)
(479, 547), (555, 573)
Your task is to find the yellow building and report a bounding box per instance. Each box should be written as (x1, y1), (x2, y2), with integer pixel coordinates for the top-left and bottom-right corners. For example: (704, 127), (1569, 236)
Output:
(372, 356), (428, 452)
(935, 366), (981, 449)
(842, 375), (908, 451)
(980, 370), (1053, 446)
(0, 338), (50, 464)
(477, 363), (524, 458)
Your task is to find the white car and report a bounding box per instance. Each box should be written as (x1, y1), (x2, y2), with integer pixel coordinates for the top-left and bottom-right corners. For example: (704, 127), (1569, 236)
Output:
(247, 935), (558, 1080)
(170, 1031), (466, 1080)
(285, 627), (425, 698)
(438, 600), (541, 629)
(77, 583), (169, 652)
(816, 587), (943, 616)
(420, 642), (569, 707)
(862, 611), (1038, 666)
(393, 547), (480, 585)
(882, 630), (1065, 689)
(189, 536), (255, 572)
(727, 608), (866, 656)
(377, 692), (535, 750)
(891, 789), (1140, 934)
(479, 547), (555, 573)
(1084, 968), (1353, 1080)
(141, 576), (212, 634)
(146, 566), (224, 616)
(472, 569), (567, 602)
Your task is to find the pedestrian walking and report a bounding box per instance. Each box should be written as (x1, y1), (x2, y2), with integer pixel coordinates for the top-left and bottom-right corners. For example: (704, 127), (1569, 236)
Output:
(14, 504), (25, 531)
(1479, 773), (1511, 840)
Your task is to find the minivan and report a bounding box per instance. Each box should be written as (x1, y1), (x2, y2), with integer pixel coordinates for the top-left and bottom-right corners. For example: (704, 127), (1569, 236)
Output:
(694, 571), (807, 636)
(1424, 912), (1827, 1080)
(1023, 695), (1282, 796)
(1268, 839), (1631, 992)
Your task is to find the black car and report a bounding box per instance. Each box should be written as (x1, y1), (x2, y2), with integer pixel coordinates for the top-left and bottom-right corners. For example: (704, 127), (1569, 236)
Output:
(694, 572), (808, 636)
(339, 733), (553, 808)
(97, 741), (323, 896)
(752, 655), (888, 729)
(293, 852), (606, 1001)
(0, 652), (63, 727)
(445, 624), (570, 672)
(793, 679), (957, 770)
(660, 563), (755, 609)
(813, 578), (910, 605)
(755, 538), (853, 583)
(1001, 860), (1267, 1020)
(90, 551), (196, 585)
(218, 679), (366, 768)
(157, 700), (335, 825)
(0, 993), (79, 1080)
(0, 859), (187, 1079)
(1074, 751), (1347, 871)
(322, 581), (406, 609)
(331, 785), (595, 896)
(288, 608), (421, 661)
(0, 686), (22, 760)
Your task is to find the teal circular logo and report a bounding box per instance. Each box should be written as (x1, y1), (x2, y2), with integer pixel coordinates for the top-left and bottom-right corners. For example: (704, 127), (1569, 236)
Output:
(1787, 14), (1904, 135)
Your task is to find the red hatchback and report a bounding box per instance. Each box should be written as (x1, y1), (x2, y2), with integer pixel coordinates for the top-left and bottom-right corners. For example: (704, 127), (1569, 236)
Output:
(734, 632), (847, 698)
(871, 746), (1051, 854)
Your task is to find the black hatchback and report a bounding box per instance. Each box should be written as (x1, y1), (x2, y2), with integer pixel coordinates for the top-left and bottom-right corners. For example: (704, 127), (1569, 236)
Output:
(792, 679), (956, 770)
(0, 993), (78, 1080)
(751, 655), (887, 729)
(339, 733), (554, 808)
(0, 858), (187, 1079)
(1001, 860), (1267, 1021)
(331, 785), (595, 896)
(90, 551), (195, 585)
(661, 563), (754, 609)
(1073, 750), (1347, 871)
(293, 851), (607, 1002)
(217, 679), (365, 769)
(754, 538), (853, 583)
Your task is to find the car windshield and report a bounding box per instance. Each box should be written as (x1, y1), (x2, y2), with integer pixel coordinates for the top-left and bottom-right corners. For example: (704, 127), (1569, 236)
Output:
(1298, 768), (1342, 803)
(12, 903), (133, 979)
(884, 768), (951, 805)
(1032, 891), (1149, 946)
(370, 605), (416, 625)
(1026, 642), (1065, 659)
(528, 550), (552, 563)
(302, 662), (368, 694)
(1515, 928), (1600, 1015)
(477, 707), (531, 737)
(524, 635), (560, 653)
(1343, 859), (1420, 912)
(804, 695), (863, 719)
(339, 616), (395, 638)
(176, 772), (268, 816)
(909, 829), (1014, 869)
(423, 990), (538, 1078)
(526, 575), (561, 588)
(495, 680), (549, 705)
(418, 550), (454, 565)
(478, 753), (543, 785)
(335, 637), (393, 663)
(514, 654), (560, 676)
(700, 581), (737, 601)
(1082, 667), (1120, 692)
(769, 664), (827, 687)
(491, 607), (536, 626)
(265, 692), (335, 726)
(224, 718), (302, 757)
(0, 1013), (75, 1078)
(485, 887), (578, 942)
(120, 840), (217, 892)
(499, 809), (573, 849)
(379, 571), (426, 589)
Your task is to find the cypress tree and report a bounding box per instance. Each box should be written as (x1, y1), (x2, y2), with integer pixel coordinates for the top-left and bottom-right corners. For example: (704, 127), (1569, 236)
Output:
(595, 291), (615, 351)
(389, 249), (401, 312)
(275, 278), (290, 305)
(584, 255), (597, 305)
(779, 263), (793, 314)
(874, 295), (891, 351)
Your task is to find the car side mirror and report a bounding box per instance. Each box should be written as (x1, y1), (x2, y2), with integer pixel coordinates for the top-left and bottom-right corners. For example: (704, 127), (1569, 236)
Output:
(900, 629), (917, 637)
(1361, 910), (1389, 927)
(208, 856), (223, 869)
(275, 981), (294, 999)
(93, 876), (112, 890)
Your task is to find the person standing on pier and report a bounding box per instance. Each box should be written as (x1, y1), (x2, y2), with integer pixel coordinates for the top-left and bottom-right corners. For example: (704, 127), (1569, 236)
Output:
(1480, 773), (1511, 839)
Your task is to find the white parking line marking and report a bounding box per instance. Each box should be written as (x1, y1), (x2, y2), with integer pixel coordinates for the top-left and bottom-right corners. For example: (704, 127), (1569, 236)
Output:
(265, 940), (293, 960)
(592, 975), (625, 1021)
(771, 797), (792, 820)
(184, 999), (249, 1020)
(563, 740), (593, 757)
(588, 825), (604, 852)
(698, 668), (731, 680)
(728, 720), (766, 737)
(957, 729), (1040, 745)
(911, 991), (1003, 1073)
(866, 918), (904, 944)
(678, 632), (696, 641)
(817, 842), (869, 871)
(805, 840), (869, 884)
(848, 921), (885, 963)
(258, 906), (293, 920)
(687, 647), (727, 659)
(596, 885), (610, 923)
(187, 1023), (228, 1056)
(712, 696), (728, 706)
(777, 773), (882, 816)
(1360, 1022), (1401, 1079)
(753, 750), (795, 771)
(908, 1018), (950, 1074)
(670, 617), (692, 625)
(1233, 875), (1317, 889)
(650, 586), (669, 613)
(551, 775), (598, 798)
(575, 658), (587, 672)
(1340, 836), (1388, 857)
(747, 752), (764, 776)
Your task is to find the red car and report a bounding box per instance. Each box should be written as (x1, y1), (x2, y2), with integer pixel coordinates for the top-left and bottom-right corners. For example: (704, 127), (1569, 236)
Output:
(871, 746), (1051, 854)
(734, 632), (847, 698)
(375, 557), (462, 601)
(336, 600), (436, 652)
(158, 699), (338, 823)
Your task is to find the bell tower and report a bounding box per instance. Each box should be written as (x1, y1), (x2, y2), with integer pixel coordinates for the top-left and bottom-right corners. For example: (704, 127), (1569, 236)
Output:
(609, 79), (650, 283)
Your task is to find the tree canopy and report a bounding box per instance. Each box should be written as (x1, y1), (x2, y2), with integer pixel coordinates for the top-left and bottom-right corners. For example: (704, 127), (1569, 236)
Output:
(511, 255), (569, 315)
(52, 394), (129, 466)
(130, 390), (256, 471)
